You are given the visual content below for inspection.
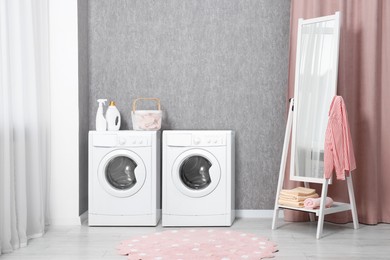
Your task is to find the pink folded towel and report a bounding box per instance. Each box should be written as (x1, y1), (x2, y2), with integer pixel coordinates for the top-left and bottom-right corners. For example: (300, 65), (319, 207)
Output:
(304, 197), (334, 209)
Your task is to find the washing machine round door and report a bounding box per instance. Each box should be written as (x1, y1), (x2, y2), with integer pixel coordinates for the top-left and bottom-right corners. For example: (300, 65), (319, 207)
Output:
(172, 148), (221, 198)
(98, 150), (146, 198)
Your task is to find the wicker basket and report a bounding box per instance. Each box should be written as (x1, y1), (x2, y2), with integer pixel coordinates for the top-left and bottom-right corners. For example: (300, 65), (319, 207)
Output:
(131, 98), (162, 130)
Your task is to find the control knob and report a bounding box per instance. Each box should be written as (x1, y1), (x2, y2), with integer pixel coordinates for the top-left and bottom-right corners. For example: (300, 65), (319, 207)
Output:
(119, 137), (126, 145)
(193, 137), (201, 145)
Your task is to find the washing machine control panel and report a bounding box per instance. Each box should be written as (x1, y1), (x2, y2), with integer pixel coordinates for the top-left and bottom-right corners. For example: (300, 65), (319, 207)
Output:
(117, 136), (150, 147)
(192, 135), (225, 146)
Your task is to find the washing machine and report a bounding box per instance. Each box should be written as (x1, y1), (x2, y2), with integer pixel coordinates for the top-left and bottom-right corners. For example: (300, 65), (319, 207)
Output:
(88, 131), (161, 226)
(162, 130), (235, 226)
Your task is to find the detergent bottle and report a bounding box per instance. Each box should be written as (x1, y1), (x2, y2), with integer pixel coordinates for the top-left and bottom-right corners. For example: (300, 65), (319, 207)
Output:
(96, 99), (107, 131)
(106, 101), (121, 131)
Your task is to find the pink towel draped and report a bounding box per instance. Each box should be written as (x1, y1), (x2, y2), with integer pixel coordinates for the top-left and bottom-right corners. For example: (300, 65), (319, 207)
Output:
(304, 197), (334, 209)
(324, 96), (356, 180)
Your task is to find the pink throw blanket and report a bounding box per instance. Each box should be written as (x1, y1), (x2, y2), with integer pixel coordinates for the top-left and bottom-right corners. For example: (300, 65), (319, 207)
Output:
(304, 197), (334, 209)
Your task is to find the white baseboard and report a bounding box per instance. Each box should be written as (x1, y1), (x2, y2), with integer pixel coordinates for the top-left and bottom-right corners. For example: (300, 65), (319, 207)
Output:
(48, 217), (82, 225)
(80, 210), (88, 224)
(48, 211), (88, 226)
(49, 210), (283, 225)
(235, 209), (284, 219)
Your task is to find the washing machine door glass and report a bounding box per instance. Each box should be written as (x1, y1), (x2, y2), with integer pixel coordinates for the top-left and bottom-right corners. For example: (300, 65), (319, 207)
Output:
(105, 156), (137, 190)
(180, 156), (211, 190)
(98, 150), (146, 198)
(172, 149), (221, 198)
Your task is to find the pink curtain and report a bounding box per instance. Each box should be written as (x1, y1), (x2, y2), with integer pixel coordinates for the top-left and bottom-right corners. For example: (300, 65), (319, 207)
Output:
(285, 0), (390, 224)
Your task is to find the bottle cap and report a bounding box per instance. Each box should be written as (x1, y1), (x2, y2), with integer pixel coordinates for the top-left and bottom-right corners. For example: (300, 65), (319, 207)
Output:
(97, 99), (107, 105)
(109, 101), (116, 106)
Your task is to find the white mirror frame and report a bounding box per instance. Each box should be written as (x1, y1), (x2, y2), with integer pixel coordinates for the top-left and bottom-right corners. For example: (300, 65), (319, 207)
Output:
(290, 12), (341, 183)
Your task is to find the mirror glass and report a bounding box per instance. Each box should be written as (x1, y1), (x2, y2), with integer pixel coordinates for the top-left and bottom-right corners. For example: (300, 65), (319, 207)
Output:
(290, 13), (340, 182)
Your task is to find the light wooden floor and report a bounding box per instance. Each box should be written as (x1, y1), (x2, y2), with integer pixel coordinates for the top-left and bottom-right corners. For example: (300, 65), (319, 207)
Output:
(1, 218), (389, 259)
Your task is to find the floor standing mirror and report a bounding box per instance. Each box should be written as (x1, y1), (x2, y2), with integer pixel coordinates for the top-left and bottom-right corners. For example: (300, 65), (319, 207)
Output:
(272, 12), (359, 239)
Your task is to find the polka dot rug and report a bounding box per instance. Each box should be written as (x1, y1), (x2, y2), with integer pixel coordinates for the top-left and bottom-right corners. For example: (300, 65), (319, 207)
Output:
(117, 229), (278, 260)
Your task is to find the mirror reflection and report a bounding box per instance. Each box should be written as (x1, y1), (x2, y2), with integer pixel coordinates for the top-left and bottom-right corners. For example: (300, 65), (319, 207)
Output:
(291, 14), (340, 182)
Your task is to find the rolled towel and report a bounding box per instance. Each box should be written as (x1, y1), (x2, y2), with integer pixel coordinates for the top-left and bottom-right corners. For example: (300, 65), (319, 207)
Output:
(304, 197), (334, 209)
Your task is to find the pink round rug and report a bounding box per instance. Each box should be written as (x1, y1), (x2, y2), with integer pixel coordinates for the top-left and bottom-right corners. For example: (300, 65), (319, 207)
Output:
(117, 229), (278, 260)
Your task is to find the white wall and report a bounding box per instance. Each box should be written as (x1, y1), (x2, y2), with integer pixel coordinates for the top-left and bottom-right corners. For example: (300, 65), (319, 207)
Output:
(49, 0), (80, 225)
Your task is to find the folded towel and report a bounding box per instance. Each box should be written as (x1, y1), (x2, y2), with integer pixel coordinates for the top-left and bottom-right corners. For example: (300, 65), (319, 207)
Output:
(304, 197), (334, 209)
(280, 187), (316, 197)
(278, 199), (304, 208)
(279, 192), (319, 202)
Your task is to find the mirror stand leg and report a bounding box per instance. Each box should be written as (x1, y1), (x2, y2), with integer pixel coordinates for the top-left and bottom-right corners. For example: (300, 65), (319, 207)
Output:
(347, 174), (359, 229)
(316, 179), (329, 239)
(272, 208), (279, 229)
(304, 182), (316, 222)
(272, 100), (294, 230)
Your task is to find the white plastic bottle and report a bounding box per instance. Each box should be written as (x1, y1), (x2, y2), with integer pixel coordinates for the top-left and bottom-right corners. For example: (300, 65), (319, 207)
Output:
(96, 99), (107, 131)
(106, 101), (121, 131)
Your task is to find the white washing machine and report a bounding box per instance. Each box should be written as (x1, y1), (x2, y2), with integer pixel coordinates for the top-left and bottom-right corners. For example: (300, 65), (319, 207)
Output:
(162, 130), (235, 226)
(88, 131), (161, 226)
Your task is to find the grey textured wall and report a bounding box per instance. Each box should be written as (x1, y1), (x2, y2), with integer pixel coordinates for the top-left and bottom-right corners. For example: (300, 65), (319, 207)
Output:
(88, 0), (290, 209)
(78, 0), (89, 215)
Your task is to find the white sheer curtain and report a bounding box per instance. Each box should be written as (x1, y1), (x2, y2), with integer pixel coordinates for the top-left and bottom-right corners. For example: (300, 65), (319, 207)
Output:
(0, 0), (50, 254)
